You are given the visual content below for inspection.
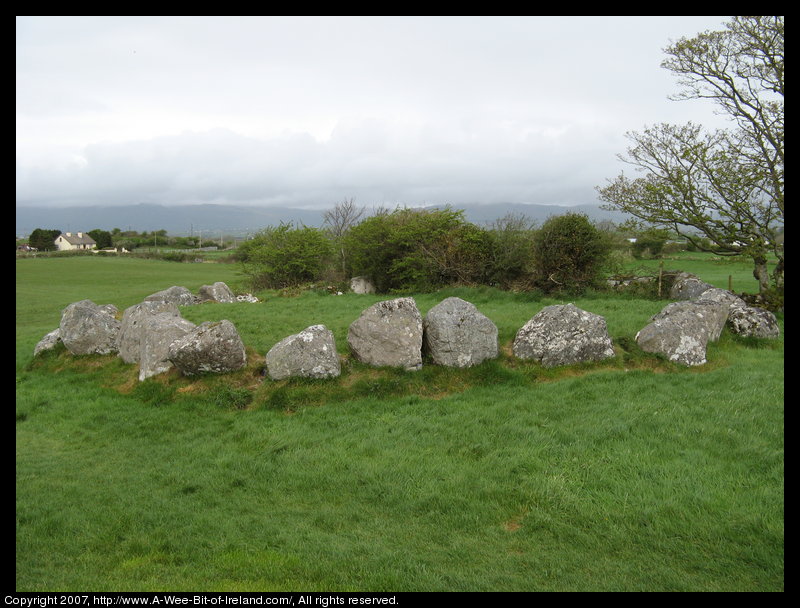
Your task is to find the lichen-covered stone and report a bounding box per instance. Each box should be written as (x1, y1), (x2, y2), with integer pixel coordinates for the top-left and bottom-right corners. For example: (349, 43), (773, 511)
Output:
(423, 297), (498, 368)
(727, 305), (780, 338)
(265, 325), (340, 380)
(117, 300), (182, 364)
(347, 297), (423, 370)
(59, 300), (121, 355)
(138, 313), (197, 381)
(670, 272), (715, 300)
(198, 282), (236, 303)
(168, 320), (247, 376)
(34, 328), (61, 356)
(635, 299), (730, 366)
(144, 285), (197, 306)
(513, 303), (615, 368)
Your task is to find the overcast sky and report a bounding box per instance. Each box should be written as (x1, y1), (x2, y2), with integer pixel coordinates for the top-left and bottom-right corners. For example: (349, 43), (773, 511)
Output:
(16, 15), (732, 210)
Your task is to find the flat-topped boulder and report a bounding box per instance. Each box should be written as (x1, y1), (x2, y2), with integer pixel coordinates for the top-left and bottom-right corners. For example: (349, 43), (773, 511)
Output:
(423, 297), (498, 368)
(265, 324), (341, 380)
(198, 281), (236, 303)
(513, 303), (615, 368)
(697, 287), (747, 311)
(670, 272), (716, 300)
(117, 300), (182, 364)
(167, 320), (247, 376)
(347, 297), (423, 370)
(144, 285), (197, 307)
(59, 300), (121, 355)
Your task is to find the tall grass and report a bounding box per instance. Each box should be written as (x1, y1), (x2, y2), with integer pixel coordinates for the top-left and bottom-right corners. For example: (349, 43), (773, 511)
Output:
(16, 256), (783, 591)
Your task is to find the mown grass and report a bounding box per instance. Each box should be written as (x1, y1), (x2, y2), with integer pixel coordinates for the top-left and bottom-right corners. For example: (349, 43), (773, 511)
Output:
(16, 256), (783, 591)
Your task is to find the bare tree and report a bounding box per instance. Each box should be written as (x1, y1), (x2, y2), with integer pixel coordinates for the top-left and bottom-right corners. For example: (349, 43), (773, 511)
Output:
(323, 198), (366, 277)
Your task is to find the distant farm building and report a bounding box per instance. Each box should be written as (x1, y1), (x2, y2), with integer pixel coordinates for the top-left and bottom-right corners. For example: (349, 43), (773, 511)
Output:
(55, 232), (97, 251)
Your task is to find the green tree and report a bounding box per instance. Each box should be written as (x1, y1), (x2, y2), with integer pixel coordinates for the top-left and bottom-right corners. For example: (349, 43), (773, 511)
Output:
(88, 229), (113, 249)
(237, 223), (332, 289)
(531, 213), (611, 294)
(28, 228), (61, 251)
(597, 16), (784, 294)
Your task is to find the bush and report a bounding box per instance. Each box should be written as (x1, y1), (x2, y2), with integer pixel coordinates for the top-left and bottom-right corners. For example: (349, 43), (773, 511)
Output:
(531, 213), (611, 294)
(237, 223), (332, 290)
(345, 207), (490, 292)
(484, 213), (537, 289)
(631, 228), (671, 259)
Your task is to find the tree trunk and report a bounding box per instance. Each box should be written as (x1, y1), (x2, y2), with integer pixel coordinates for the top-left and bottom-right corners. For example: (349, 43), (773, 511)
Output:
(753, 255), (770, 293)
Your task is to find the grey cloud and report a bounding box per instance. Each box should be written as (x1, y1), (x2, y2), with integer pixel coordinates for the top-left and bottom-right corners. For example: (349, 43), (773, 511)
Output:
(16, 16), (733, 210)
(16, 121), (626, 209)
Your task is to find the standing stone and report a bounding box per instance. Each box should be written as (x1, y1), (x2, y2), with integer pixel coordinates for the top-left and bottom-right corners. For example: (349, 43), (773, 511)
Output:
(350, 276), (376, 294)
(513, 303), (615, 368)
(117, 300), (182, 364)
(138, 313), (197, 381)
(635, 300), (729, 366)
(726, 305), (781, 338)
(423, 297), (498, 367)
(168, 320), (247, 376)
(144, 286), (197, 306)
(198, 282), (236, 303)
(59, 300), (121, 355)
(265, 325), (341, 380)
(347, 297), (423, 370)
(34, 329), (61, 356)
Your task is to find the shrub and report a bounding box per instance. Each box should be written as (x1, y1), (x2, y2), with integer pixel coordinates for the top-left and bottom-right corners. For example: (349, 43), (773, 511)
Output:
(631, 228), (671, 259)
(237, 223), (333, 289)
(484, 213), (538, 289)
(531, 213), (611, 294)
(345, 207), (490, 292)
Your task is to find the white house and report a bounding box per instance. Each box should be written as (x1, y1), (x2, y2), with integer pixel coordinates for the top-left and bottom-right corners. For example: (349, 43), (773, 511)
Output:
(54, 232), (97, 251)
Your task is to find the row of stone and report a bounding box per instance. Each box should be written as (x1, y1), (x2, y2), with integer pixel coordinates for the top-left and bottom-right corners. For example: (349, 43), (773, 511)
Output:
(35, 275), (780, 383)
(635, 273), (780, 366)
(267, 296), (616, 379)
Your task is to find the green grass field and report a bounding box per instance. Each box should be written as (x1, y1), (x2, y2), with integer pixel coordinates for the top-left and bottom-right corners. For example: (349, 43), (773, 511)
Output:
(16, 255), (784, 591)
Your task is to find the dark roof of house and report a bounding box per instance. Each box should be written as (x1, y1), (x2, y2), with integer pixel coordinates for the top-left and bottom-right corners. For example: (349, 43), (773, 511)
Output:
(58, 232), (97, 245)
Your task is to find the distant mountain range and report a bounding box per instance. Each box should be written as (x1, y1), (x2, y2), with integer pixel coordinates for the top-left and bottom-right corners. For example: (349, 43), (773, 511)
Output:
(16, 202), (631, 237)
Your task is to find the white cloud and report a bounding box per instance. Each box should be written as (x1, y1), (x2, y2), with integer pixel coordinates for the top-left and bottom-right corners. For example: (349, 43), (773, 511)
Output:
(16, 15), (732, 209)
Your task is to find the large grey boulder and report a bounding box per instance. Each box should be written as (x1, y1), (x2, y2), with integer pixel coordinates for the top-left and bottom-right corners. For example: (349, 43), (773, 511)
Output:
(138, 313), (197, 381)
(168, 320), (247, 376)
(423, 297), (498, 368)
(59, 300), (121, 355)
(697, 287), (747, 312)
(635, 300), (729, 366)
(653, 299), (729, 342)
(144, 285), (197, 306)
(350, 276), (376, 295)
(513, 303), (615, 368)
(670, 272), (715, 300)
(198, 282), (236, 303)
(34, 329), (61, 356)
(265, 325), (341, 380)
(117, 300), (182, 364)
(347, 297), (423, 370)
(727, 305), (781, 338)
